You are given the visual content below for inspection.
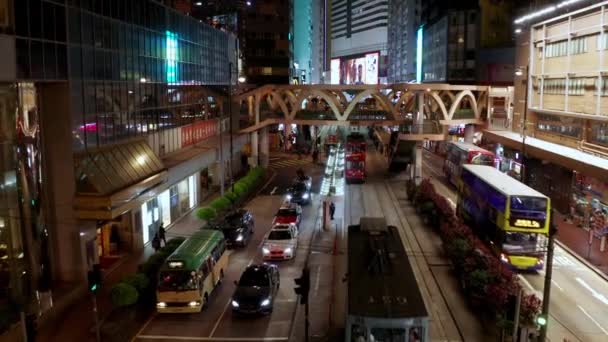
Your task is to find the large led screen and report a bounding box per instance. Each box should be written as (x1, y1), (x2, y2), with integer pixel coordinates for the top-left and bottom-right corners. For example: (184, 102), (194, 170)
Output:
(331, 52), (379, 85)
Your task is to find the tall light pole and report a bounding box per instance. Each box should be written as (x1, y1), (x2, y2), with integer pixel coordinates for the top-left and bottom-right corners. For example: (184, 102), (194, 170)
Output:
(515, 65), (529, 185)
(538, 210), (558, 342)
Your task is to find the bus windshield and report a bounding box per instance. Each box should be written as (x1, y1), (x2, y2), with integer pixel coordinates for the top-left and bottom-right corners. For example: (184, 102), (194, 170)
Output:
(347, 160), (364, 170)
(470, 152), (494, 165)
(510, 196), (547, 212)
(159, 270), (197, 291)
(503, 232), (546, 254)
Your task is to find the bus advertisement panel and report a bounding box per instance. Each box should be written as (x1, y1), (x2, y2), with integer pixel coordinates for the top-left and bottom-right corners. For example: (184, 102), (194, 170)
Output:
(157, 230), (229, 313)
(457, 165), (550, 271)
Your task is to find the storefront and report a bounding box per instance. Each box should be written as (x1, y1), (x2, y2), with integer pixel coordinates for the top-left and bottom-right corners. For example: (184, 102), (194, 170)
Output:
(570, 173), (608, 244)
(487, 143), (524, 181)
(140, 174), (198, 244)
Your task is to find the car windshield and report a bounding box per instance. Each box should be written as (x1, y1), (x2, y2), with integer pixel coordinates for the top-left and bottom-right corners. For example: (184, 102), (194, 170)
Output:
(292, 183), (307, 191)
(277, 209), (297, 216)
(224, 213), (244, 226)
(510, 196), (547, 212)
(503, 232), (546, 254)
(268, 230), (293, 240)
(238, 268), (269, 287)
(158, 271), (197, 291)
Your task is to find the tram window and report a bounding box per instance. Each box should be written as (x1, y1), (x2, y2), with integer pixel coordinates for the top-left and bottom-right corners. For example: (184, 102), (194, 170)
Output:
(370, 328), (407, 342)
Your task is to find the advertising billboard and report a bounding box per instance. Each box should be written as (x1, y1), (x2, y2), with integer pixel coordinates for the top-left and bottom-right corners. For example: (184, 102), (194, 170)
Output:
(330, 52), (379, 85)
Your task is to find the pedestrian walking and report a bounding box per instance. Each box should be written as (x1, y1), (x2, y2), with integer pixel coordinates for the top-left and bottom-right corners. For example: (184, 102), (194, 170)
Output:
(329, 202), (336, 220)
(158, 223), (167, 246)
(152, 233), (161, 252)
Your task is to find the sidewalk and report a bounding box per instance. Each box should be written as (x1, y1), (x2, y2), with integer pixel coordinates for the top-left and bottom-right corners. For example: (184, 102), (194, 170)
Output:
(37, 194), (220, 342)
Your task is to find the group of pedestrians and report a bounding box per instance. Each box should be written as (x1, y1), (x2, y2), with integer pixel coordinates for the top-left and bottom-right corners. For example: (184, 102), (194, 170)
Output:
(151, 223), (167, 252)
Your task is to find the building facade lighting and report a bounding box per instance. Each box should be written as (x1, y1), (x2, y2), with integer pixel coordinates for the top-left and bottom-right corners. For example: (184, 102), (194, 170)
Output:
(514, 0), (591, 25)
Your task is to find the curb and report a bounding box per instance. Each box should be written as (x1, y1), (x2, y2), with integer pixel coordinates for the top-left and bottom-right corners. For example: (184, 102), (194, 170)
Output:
(554, 239), (608, 282)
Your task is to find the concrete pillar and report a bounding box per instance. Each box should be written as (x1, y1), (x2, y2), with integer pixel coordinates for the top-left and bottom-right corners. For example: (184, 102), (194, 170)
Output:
(464, 124), (475, 143)
(413, 142), (423, 185)
(260, 127), (269, 168)
(416, 92), (425, 133)
(284, 123), (292, 151)
(250, 131), (259, 167)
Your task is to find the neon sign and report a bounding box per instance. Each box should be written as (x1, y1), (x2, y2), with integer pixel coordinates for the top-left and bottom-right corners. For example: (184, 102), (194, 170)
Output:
(166, 31), (179, 83)
(416, 26), (423, 83)
(512, 219), (541, 228)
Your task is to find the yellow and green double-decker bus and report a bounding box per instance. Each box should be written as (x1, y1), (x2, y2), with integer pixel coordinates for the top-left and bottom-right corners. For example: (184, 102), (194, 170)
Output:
(457, 165), (551, 271)
(156, 230), (229, 313)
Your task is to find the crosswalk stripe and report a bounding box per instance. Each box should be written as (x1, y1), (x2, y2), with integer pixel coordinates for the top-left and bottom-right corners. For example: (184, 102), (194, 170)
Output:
(268, 159), (309, 169)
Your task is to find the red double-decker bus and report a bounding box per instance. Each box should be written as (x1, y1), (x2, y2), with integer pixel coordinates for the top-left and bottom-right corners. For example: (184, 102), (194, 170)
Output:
(443, 141), (495, 186)
(345, 133), (366, 183)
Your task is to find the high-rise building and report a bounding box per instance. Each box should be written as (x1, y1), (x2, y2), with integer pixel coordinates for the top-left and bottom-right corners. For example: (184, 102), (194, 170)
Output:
(484, 0), (608, 265)
(192, 0), (290, 84)
(0, 0), (236, 330)
(387, 0), (420, 83)
(330, 0), (388, 84)
(417, 0), (516, 84)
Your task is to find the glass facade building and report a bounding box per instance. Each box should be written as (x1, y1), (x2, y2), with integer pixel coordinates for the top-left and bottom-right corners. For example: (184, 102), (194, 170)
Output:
(0, 0), (235, 333)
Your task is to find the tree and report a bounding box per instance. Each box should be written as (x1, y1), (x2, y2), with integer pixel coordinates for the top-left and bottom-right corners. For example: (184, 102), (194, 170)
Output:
(196, 207), (217, 223)
(110, 283), (139, 308)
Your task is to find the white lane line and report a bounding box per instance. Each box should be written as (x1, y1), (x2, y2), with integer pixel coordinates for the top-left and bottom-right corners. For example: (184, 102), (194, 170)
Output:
(575, 277), (608, 306)
(131, 312), (156, 342)
(270, 186), (278, 195)
(137, 336), (288, 341)
(551, 279), (564, 291)
(209, 299), (231, 337)
(577, 305), (608, 336)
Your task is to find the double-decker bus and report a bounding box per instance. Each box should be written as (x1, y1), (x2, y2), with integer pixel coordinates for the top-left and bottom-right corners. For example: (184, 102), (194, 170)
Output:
(345, 133), (366, 183)
(457, 165), (551, 271)
(156, 230), (229, 313)
(443, 141), (495, 186)
(346, 218), (429, 342)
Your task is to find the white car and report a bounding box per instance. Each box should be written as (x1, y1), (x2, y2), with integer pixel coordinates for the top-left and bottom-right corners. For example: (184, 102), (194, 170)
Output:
(262, 224), (298, 260)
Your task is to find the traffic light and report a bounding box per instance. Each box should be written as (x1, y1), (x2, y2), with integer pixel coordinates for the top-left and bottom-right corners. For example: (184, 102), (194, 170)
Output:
(294, 268), (310, 305)
(536, 314), (547, 326)
(88, 264), (102, 292)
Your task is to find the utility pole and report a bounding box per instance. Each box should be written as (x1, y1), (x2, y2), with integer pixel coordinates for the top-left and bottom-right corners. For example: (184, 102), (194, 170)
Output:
(538, 210), (558, 342)
(229, 61), (235, 193)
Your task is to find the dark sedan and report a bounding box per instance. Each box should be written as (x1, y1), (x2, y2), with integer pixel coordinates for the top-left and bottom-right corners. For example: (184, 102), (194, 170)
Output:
(218, 209), (254, 248)
(231, 264), (280, 315)
(287, 182), (311, 205)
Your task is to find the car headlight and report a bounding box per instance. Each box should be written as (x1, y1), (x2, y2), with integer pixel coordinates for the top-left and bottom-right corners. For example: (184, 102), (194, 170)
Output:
(157, 302), (167, 308)
(284, 247), (293, 254)
(286, 194), (292, 200)
(236, 234), (243, 241)
(188, 301), (200, 307)
(302, 193), (309, 199)
(260, 298), (271, 307)
(231, 300), (239, 308)
(263, 247), (270, 255)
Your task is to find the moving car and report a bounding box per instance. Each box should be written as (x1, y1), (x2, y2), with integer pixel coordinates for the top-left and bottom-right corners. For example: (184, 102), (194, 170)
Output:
(286, 181), (312, 205)
(212, 209), (254, 248)
(272, 203), (302, 228)
(262, 224), (298, 260)
(231, 264), (280, 315)
(294, 175), (312, 189)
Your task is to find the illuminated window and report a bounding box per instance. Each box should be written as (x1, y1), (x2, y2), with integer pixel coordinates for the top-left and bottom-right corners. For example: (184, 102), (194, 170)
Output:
(166, 31), (178, 83)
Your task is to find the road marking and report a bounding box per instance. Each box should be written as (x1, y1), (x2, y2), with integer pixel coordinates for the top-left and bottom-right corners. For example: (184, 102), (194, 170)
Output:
(554, 255), (576, 267)
(131, 312), (156, 341)
(270, 186), (278, 195)
(575, 277), (608, 306)
(551, 279), (564, 291)
(137, 336), (289, 341)
(209, 299), (231, 337)
(577, 305), (608, 335)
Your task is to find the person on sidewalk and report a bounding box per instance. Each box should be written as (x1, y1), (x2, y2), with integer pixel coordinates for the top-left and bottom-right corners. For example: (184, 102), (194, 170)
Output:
(152, 233), (161, 252)
(330, 202), (336, 220)
(158, 224), (167, 246)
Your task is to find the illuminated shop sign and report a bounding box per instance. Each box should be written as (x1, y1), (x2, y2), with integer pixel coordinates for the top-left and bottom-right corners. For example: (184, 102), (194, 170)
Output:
(166, 31), (179, 83)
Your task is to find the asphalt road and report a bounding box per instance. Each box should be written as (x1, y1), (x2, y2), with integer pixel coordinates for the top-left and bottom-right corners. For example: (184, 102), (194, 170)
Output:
(133, 155), (324, 342)
(421, 148), (608, 342)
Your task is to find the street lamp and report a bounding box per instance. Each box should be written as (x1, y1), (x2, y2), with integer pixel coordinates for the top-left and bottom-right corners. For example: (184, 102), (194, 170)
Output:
(514, 65), (529, 184)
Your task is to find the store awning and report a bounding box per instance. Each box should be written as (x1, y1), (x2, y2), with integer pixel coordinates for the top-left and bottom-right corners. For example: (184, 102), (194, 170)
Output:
(483, 130), (608, 180)
(74, 139), (167, 220)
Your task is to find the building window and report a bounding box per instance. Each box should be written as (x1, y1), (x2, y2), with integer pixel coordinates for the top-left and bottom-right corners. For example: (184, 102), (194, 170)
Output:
(595, 77), (608, 96)
(568, 78), (585, 96)
(596, 34), (608, 50)
(542, 78), (566, 94)
(590, 122), (608, 146)
(544, 37), (587, 58)
(536, 114), (582, 139)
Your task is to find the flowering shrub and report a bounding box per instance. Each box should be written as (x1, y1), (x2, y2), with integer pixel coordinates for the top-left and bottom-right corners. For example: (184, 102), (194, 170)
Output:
(416, 178), (542, 324)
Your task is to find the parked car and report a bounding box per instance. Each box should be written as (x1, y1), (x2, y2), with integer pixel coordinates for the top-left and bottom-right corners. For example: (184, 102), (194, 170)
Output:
(231, 264), (280, 315)
(286, 181), (311, 205)
(272, 203), (302, 228)
(215, 209), (254, 248)
(262, 224), (298, 260)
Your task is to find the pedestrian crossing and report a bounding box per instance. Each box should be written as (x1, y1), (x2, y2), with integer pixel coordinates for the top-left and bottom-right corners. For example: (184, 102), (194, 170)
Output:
(268, 158), (311, 170)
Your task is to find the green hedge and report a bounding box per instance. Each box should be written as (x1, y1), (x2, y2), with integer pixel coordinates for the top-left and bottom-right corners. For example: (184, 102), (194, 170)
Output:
(110, 283), (139, 308)
(121, 273), (150, 293)
(195, 167), (266, 223)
